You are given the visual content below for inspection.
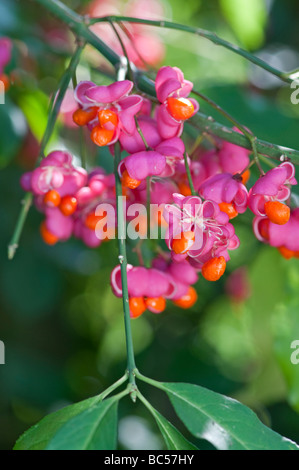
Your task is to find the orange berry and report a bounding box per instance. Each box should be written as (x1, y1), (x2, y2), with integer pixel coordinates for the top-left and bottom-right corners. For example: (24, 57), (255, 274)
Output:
(90, 125), (114, 146)
(122, 169), (141, 190)
(98, 109), (118, 129)
(73, 107), (98, 126)
(43, 190), (61, 208)
(278, 246), (295, 260)
(40, 222), (59, 246)
(145, 297), (166, 314)
(241, 169), (251, 185)
(155, 210), (167, 228)
(178, 182), (192, 196)
(264, 200), (290, 225)
(59, 196), (77, 216)
(171, 231), (195, 255)
(129, 297), (147, 319)
(202, 256), (226, 282)
(173, 286), (198, 309)
(0, 74), (10, 91)
(219, 202), (238, 220)
(84, 212), (106, 231)
(167, 97), (195, 121)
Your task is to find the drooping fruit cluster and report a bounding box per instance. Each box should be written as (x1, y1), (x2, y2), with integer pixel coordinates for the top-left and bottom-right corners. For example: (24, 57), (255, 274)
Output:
(20, 65), (298, 318)
(111, 258), (198, 318)
(20, 151), (116, 248)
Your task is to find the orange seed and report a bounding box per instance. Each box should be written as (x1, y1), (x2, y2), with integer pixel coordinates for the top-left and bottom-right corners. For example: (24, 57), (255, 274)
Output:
(264, 200), (290, 225)
(167, 97), (195, 121)
(173, 286), (198, 309)
(202, 256), (226, 282)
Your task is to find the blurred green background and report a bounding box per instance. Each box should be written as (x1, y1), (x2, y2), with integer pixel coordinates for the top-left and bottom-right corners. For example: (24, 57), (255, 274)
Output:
(1, 0), (299, 450)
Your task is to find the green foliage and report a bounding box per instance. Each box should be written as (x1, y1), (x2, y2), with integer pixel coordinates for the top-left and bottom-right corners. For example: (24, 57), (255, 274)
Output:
(14, 396), (100, 450)
(18, 91), (49, 142)
(161, 382), (299, 450)
(46, 397), (119, 450)
(219, 0), (267, 50)
(13, 378), (299, 451)
(138, 393), (198, 450)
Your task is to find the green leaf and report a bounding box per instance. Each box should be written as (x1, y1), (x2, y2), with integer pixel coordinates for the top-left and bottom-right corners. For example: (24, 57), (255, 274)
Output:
(161, 382), (299, 450)
(46, 397), (119, 450)
(138, 393), (198, 450)
(18, 90), (49, 142)
(14, 396), (100, 450)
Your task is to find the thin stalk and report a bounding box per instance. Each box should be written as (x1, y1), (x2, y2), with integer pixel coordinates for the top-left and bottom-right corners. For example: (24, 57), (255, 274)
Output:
(97, 372), (129, 402)
(94, 386), (131, 405)
(114, 142), (137, 402)
(40, 44), (85, 160)
(134, 369), (166, 392)
(88, 15), (293, 84)
(249, 135), (265, 175)
(8, 44), (85, 260)
(132, 240), (145, 266)
(79, 128), (87, 169)
(134, 116), (150, 150)
(190, 112), (299, 163)
(137, 389), (154, 410)
(119, 21), (153, 71)
(8, 193), (33, 260)
(183, 152), (197, 196)
(73, 69), (87, 169)
(136, 389), (164, 422)
(192, 90), (252, 137)
(192, 89), (265, 174)
(108, 19), (134, 83)
(34, 0), (299, 163)
(36, 2), (294, 84)
(259, 154), (277, 169)
(189, 134), (204, 157)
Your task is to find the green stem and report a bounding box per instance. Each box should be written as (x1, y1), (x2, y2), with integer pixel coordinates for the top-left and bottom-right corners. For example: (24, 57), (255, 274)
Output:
(118, 21), (152, 71)
(88, 15), (293, 84)
(183, 152), (197, 196)
(108, 19), (134, 83)
(136, 389), (161, 419)
(114, 142), (137, 402)
(192, 89), (253, 139)
(190, 112), (299, 163)
(72, 66), (87, 169)
(8, 193), (33, 260)
(192, 90), (265, 174)
(34, 0), (299, 163)
(40, 44), (85, 159)
(134, 369), (166, 392)
(95, 385), (131, 405)
(36, 1), (294, 84)
(259, 154), (277, 169)
(134, 117), (150, 150)
(97, 372), (129, 402)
